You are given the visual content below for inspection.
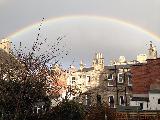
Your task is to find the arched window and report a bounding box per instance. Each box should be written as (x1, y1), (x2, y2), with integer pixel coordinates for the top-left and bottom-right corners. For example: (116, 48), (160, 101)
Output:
(158, 98), (160, 104)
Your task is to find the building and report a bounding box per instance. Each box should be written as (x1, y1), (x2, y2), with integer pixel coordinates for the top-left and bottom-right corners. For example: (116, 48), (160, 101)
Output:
(65, 42), (158, 109)
(130, 42), (160, 110)
(66, 53), (135, 108)
(66, 53), (104, 101)
(47, 64), (67, 99)
(0, 38), (11, 53)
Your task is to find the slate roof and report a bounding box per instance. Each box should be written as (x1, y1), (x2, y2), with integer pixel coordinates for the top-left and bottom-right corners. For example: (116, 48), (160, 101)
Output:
(104, 64), (132, 70)
(77, 64), (132, 72)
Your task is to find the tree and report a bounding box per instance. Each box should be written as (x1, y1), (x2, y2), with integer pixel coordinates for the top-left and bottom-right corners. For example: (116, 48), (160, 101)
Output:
(0, 18), (69, 120)
(51, 100), (85, 120)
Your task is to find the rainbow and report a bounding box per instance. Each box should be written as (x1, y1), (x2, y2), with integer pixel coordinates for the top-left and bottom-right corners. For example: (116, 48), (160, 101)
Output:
(8, 15), (160, 41)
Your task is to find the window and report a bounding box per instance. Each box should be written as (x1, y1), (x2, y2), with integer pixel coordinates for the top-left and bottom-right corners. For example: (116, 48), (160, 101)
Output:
(107, 74), (113, 80)
(83, 75), (86, 78)
(72, 77), (76, 85)
(97, 94), (101, 105)
(72, 77), (75, 80)
(108, 96), (114, 108)
(158, 99), (160, 104)
(87, 76), (91, 82)
(79, 75), (82, 79)
(140, 103), (143, 110)
(85, 94), (91, 106)
(86, 76), (91, 87)
(108, 81), (113, 86)
(128, 75), (132, 86)
(119, 96), (125, 105)
(118, 73), (124, 83)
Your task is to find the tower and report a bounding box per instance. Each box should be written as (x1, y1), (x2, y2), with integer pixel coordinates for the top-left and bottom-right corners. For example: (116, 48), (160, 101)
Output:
(148, 41), (157, 59)
(92, 52), (104, 71)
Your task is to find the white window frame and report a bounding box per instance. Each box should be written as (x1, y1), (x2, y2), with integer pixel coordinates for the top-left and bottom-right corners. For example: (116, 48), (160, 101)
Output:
(107, 74), (113, 80)
(118, 73), (124, 83)
(85, 95), (88, 105)
(85, 94), (91, 106)
(108, 95), (114, 107)
(86, 76), (91, 82)
(108, 81), (113, 86)
(86, 76), (91, 87)
(128, 75), (132, 86)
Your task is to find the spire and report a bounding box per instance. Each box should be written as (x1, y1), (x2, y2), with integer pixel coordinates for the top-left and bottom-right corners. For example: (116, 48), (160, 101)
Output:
(80, 59), (84, 71)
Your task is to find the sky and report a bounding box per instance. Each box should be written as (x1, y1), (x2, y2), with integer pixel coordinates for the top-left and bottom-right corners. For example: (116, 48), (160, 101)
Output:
(0, 0), (160, 68)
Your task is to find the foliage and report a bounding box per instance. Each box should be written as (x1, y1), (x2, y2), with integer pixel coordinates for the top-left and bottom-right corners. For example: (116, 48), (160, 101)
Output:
(85, 103), (106, 120)
(51, 100), (85, 120)
(0, 18), (68, 120)
(0, 78), (51, 120)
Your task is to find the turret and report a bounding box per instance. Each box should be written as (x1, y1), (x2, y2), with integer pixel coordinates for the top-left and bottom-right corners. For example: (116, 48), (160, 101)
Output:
(92, 52), (104, 71)
(148, 41), (157, 59)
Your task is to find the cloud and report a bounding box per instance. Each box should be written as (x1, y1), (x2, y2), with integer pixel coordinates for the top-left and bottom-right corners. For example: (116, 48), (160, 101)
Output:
(0, 0), (6, 5)
(0, 0), (10, 7)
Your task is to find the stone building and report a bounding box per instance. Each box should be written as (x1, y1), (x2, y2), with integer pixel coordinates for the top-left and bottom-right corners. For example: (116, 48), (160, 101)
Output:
(65, 42), (157, 108)
(66, 53), (105, 101)
(66, 53), (135, 108)
(47, 64), (67, 98)
(0, 38), (11, 53)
